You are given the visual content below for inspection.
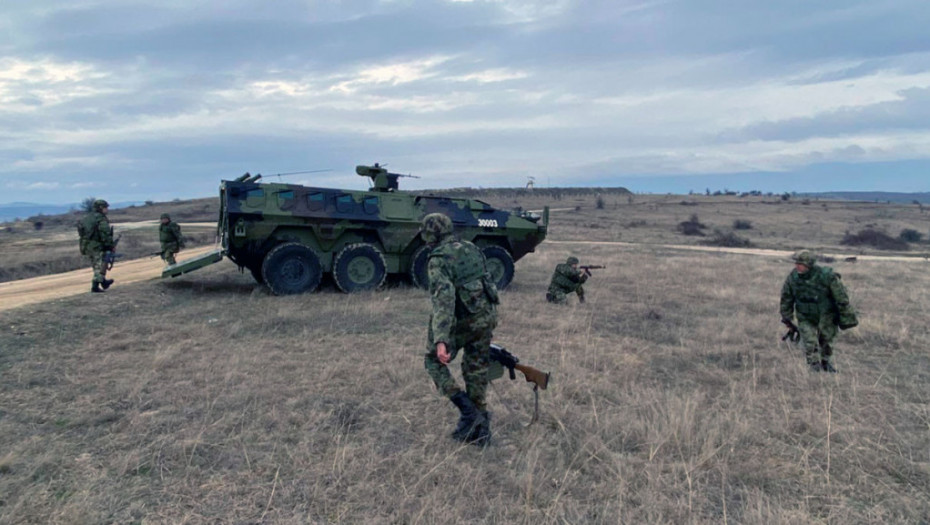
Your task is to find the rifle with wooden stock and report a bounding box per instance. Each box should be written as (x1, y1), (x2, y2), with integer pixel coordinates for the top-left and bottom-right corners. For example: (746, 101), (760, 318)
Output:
(489, 343), (550, 423)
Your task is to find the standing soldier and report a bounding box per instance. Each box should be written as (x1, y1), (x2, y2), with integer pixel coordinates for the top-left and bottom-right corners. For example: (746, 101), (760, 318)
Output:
(78, 199), (115, 293)
(159, 213), (184, 266)
(547, 256), (588, 304)
(780, 251), (858, 372)
(420, 213), (500, 446)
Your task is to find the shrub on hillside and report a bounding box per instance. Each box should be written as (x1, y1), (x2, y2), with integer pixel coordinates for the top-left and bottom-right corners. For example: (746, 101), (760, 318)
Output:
(677, 214), (707, 236)
(733, 219), (752, 230)
(701, 229), (752, 247)
(80, 196), (97, 213)
(841, 228), (909, 251)
(899, 229), (923, 243)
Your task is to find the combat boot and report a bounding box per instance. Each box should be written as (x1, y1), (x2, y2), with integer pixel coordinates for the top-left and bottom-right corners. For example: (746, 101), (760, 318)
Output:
(470, 410), (491, 447)
(821, 360), (837, 373)
(450, 391), (482, 441)
(101, 278), (114, 290)
(808, 361), (822, 372)
(91, 282), (104, 293)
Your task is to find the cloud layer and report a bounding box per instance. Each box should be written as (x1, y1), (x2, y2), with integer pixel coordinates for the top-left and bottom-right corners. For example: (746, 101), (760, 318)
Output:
(2, 0), (929, 202)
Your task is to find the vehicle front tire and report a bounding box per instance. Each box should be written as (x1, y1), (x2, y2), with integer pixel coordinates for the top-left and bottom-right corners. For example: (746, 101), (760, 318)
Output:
(261, 242), (322, 295)
(482, 245), (515, 290)
(333, 243), (387, 293)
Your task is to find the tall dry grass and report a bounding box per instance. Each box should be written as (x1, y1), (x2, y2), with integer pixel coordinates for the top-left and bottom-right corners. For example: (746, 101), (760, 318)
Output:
(2, 231), (929, 523)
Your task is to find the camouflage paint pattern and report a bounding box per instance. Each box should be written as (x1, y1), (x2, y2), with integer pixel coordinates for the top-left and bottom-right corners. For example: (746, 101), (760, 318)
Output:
(780, 264), (854, 367)
(423, 235), (498, 411)
(203, 166), (547, 292)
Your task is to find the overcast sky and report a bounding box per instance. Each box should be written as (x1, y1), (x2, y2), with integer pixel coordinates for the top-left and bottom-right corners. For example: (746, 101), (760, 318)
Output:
(2, 0), (929, 203)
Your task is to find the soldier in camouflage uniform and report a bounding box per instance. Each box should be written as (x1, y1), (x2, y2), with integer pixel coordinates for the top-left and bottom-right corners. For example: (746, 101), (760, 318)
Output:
(421, 212), (500, 446)
(159, 213), (184, 266)
(547, 256), (588, 304)
(780, 251), (858, 372)
(79, 199), (115, 293)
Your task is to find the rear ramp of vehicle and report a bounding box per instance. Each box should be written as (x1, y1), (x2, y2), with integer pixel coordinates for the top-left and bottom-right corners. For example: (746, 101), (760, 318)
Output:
(162, 248), (225, 279)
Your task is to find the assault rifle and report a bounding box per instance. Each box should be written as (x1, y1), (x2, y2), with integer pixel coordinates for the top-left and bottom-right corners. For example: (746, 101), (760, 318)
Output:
(781, 318), (800, 344)
(489, 343), (550, 423)
(103, 232), (123, 270)
(580, 264), (605, 276)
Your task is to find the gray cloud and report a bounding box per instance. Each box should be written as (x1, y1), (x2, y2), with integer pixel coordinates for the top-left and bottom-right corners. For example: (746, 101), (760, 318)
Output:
(1, 0), (930, 203)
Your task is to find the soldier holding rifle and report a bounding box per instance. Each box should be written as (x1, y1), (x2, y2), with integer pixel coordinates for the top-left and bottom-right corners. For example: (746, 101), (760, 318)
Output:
(547, 256), (603, 304)
(780, 251), (858, 372)
(159, 213), (185, 267)
(78, 199), (116, 293)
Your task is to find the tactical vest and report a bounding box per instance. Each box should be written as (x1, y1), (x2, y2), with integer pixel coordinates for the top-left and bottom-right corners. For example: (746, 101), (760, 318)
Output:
(789, 266), (837, 320)
(430, 239), (499, 315)
(549, 263), (583, 293)
(160, 222), (180, 244)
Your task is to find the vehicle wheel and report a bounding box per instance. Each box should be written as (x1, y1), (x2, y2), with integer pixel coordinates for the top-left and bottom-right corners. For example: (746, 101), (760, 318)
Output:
(333, 243), (387, 293)
(249, 264), (265, 284)
(409, 245), (432, 290)
(261, 242), (322, 295)
(482, 245), (515, 290)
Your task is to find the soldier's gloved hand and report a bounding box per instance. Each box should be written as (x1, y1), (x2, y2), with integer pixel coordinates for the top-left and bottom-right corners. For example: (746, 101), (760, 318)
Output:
(781, 317), (793, 326)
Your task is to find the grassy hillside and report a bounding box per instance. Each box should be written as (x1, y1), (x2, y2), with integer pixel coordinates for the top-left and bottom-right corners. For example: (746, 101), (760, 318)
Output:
(1, 199), (929, 522)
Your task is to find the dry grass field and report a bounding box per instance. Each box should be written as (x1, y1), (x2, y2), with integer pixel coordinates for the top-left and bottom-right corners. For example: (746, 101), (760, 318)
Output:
(1, 193), (930, 524)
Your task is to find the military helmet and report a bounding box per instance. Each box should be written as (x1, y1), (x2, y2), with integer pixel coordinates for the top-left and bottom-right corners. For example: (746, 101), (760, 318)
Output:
(93, 199), (109, 210)
(420, 213), (453, 244)
(566, 256), (579, 265)
(792, 250), (816, 267)
(160, 213), (171, 220)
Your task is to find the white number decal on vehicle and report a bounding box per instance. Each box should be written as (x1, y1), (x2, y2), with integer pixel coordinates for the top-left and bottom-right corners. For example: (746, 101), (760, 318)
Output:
(478, 219), (499, 228)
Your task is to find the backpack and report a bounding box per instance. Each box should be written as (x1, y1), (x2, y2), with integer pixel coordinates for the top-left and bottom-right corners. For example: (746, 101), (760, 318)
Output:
(76, 214), (98, 255)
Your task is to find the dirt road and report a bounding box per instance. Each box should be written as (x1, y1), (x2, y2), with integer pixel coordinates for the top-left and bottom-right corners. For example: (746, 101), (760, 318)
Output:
(0, 245), (220, 313)
(546, 240), (930, 263)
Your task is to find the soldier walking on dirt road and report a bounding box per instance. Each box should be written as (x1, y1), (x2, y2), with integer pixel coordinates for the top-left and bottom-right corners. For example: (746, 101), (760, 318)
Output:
(780, 251), (858, 372)
(78, 199), (115, 293)
(159, 213), (184, 266)
(420, 213), (500, 446)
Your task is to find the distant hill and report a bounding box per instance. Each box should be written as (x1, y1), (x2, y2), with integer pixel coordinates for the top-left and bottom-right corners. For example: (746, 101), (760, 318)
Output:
(0, 201), (145, 223)
(0, 202), (77, 222)
(802, 191), (930, 204)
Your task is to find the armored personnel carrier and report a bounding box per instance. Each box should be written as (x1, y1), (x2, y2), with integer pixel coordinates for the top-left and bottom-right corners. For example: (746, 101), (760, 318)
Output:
(165, 164), (548, 294)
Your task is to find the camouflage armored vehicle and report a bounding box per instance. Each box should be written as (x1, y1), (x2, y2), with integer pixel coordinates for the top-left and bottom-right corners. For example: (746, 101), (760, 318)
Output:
(165, 164), (548, 294)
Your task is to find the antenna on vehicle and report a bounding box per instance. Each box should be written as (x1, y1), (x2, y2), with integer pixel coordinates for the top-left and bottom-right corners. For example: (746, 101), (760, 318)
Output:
(268, 169), (333, 181)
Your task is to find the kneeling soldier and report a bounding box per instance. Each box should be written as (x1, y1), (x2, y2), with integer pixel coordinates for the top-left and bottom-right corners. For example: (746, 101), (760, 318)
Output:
(547, 256), (587, 304)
